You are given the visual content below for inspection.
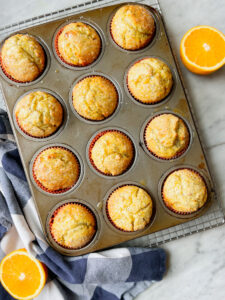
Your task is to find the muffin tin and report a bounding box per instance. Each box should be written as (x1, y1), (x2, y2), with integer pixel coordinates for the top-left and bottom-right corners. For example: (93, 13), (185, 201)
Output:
(0, 2), (219, 255)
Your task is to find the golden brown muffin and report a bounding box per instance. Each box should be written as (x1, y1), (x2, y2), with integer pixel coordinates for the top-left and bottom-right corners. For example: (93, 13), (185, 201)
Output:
(107, 185), (153, 231)
(15, 91), (63, 138)
(33, 147), (80, 192)
(145, 114), (189, 159)
(56, 22), (101, 66)
(50, 203), (96, 249)
(111, 4), (155, 50)
(90, 131), (134, 176)
(127, 58), (173, 103)
(1, 34), (45, 82)
(162, 169), (208, 213)
(72, 76), (118, 121)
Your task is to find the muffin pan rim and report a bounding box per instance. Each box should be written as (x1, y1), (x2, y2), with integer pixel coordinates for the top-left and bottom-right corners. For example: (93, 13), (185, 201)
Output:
(124, 55), (177, 108)
(46, 199), (101, 254)
(29, 143), (84, 196)
(102, 181), (156, 235)
(52, 18), (105, 71)
(69, 71), (122, 125)
(107, 3), (159, 53)
(140, 110), (194, 162)
(13, 88), (69, 142)
(158, 165), (211, 219)
(0, 33), (51, 86)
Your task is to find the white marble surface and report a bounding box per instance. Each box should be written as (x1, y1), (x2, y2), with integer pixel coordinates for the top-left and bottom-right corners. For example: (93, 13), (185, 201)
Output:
(1, 0), (225, 299)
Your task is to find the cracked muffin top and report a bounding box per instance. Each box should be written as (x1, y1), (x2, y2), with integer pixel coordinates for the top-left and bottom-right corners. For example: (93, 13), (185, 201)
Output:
(50, 203), (96, 249)
(90, 131), (134, 176)
(1, 34), (45, 82)
(57, 22), (101, 66)
(107, 185), (153, 231)
(111, 4), (155, 50)
(72, 76), (118, 121)
(33, 147), (80, 192)
(15, 91), (63, 138)
(145, 114), (189, 159)
(162, 169), (208, 213)
(127, 57), (173, 103)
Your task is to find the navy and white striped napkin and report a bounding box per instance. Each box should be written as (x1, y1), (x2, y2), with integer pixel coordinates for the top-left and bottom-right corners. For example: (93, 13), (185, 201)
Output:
(0, 109), (166, 300)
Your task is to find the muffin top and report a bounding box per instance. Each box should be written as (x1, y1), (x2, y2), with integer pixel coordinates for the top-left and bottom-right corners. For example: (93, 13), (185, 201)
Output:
(1, 34), (45, 82)
(72, 76), (118, 121)
(50, 203), (96, 249)
(57, 22), (101, 66)
(15, 91), (63, 138)
(90, 131), (134, 176)
(111, 4), (155, 50)
(127, 58), (173, 103)
(33, 147), (79, 192)
(145, 114), (189, 159)
(162, 169), (208, 213)
(107, 185), (153, 231)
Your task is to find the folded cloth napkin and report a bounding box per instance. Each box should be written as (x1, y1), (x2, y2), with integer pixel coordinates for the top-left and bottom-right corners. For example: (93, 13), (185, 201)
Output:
(0, 109), (166, 300)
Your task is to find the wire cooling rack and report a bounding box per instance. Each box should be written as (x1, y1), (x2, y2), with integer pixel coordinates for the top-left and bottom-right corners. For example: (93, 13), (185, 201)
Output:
(0, 0), (224, 247)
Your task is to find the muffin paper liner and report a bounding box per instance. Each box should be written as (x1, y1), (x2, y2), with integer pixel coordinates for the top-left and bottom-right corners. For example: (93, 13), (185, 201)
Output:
(0, 49), (46, 84)
(110, 13), (155, 51)
(49, 202), (97, 250)
(126, 58), (173, 105)
(54, 26), (102, 67)
(88, 129), (135, 176)
(106, 184), (153, 232)
(161, 168), (208, 215)
(32, 146), (80, 194)
(15, 106), (64, 139)
(143, 113), (190, 161)
(72, 75), (119, 122)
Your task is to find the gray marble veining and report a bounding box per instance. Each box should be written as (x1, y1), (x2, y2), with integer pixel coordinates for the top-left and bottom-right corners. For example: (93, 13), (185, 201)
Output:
(1, 1), (225, 299)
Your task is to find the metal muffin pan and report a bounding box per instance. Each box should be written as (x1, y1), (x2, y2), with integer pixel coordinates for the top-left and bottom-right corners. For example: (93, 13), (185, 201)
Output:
(0, 2), (217, 256)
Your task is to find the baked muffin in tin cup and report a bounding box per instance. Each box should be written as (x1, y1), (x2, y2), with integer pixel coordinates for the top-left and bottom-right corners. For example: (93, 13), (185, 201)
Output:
(125, 57), (174, 106)
(31, 144), (83, 195)
(0, 34), (48, 84)
(110, 4), (156, 51)
(105, 183), (154, 232)
(70, 73), (120, 123)
(142, 112), (191, 161)
(54, 20), (103, 69)
(88, 128), (136, 178)
(14, 90), (67, 140)
(160, 167), (208, 217)
(48, 201), (97, 250)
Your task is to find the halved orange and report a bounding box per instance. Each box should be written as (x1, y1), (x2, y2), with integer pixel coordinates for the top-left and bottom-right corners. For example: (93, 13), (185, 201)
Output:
(180, 25), (225, 74)
(0, 249), (47, 300)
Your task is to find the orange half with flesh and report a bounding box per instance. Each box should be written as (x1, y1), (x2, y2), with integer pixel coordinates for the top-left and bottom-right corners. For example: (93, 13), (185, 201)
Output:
(0, 249), (47, 300)
(180, 25), (225, 74)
